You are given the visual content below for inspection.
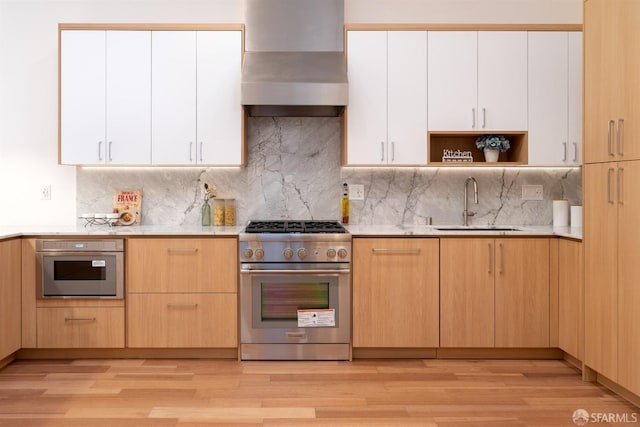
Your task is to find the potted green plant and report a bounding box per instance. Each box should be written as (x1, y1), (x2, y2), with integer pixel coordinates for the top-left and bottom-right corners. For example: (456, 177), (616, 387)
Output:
(475, 135), (510, 162)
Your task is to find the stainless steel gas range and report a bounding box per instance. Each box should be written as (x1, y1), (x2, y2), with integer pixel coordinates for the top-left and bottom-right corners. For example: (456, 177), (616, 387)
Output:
(239, 220), (351, 360)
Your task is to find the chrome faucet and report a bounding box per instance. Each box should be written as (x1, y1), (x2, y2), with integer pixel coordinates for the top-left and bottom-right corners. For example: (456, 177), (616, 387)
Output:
(463, 176), (478, 226)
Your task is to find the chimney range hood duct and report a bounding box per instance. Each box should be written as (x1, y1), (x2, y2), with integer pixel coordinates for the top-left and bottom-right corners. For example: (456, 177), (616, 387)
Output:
(241, 0), (348, 117)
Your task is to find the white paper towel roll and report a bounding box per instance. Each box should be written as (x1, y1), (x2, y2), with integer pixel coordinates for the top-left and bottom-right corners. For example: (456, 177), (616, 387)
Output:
(571, 205), (583, 228)
(553, 200), (570, 227)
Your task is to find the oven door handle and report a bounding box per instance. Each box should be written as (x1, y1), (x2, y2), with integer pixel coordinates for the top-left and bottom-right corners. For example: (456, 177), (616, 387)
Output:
(241, 269), (349, 274)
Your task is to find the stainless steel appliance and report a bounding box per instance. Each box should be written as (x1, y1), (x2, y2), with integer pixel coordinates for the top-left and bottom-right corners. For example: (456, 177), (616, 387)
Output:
(240, 220), (351, 360)
(36, 239), (124, 299)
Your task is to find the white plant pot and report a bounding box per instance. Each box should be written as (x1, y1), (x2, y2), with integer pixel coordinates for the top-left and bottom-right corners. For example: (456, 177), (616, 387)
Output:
(483, 148), (500, 163)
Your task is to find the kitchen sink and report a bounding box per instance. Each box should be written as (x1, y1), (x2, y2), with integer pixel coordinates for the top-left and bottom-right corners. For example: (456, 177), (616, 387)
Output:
(433, 226), (522, 232)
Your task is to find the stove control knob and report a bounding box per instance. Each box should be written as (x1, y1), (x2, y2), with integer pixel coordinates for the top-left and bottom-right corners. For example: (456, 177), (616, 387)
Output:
(243, 248), (254, 259)
(297, 248), (307, 259)
(326, 248), (337, 258)
(337, 248), (348, 259)
(254, 248), (265, 260)
(283, 248), (294, 259)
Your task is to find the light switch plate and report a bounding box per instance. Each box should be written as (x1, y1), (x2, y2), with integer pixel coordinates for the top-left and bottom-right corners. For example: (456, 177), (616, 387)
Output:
(350, 184), (365, 200)
(522, 184), (543, 201)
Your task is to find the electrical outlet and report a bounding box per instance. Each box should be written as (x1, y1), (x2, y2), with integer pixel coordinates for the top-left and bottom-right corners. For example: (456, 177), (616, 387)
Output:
(350, 184), (365, 200)
(522, 184), (543, 201)
(41, 184), (51, 200)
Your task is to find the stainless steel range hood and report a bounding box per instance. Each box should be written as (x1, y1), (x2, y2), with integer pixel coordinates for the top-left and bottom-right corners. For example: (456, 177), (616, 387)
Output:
(242, 0), (348, 117)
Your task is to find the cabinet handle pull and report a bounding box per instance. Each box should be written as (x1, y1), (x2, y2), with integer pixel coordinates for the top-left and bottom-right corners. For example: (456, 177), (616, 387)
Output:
(98, 141), (103, 161)
(498, 242), (504, 274)
(617, 118), (624, 156)
(488, 242), (492, 274)
(472, 108), (476, 129)
(371, 248), (421, 254)
(607, 120), (615, 156)
(286, 332), (306, 338)
(380, 141), (385, 162)
(482, 107), (486, 129)
(607, 167), (615, 204)
(108, 141), (113, 162)
(189, 142), (194, 162)
(562, 142), (567, 162)
(391, 141), (395, 162)
(167, 248), (199, 254)
(572, 142), (578, 162)
(199, 141), (204, 162)
(617, 167), (624, 205)
(167, 303), (198, 308)
(64, 317), (96, 321)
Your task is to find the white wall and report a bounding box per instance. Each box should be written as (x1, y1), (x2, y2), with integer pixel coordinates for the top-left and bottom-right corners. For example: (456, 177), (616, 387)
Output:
(0, 0), (581, 226)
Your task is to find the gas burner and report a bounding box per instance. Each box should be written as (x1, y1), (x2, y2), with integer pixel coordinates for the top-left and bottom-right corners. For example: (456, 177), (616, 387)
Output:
(244, 220), (347, 234)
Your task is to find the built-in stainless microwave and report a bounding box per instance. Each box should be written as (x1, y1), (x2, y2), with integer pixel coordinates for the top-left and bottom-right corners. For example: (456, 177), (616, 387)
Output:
(36, 239), (124, 299)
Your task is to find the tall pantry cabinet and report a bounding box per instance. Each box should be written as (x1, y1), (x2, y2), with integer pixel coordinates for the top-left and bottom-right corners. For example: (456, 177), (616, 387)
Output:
(583, 0), (640, 397)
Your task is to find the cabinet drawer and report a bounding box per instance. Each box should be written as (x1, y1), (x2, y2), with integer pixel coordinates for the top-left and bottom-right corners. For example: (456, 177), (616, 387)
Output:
(127, 293), (237, 348)
(127, 238), (238, 293)
(37, 307), (124, 348)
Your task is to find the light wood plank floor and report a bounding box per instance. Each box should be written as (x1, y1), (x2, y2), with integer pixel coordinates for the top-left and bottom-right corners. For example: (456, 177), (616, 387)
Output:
(0, 358), (637, 426)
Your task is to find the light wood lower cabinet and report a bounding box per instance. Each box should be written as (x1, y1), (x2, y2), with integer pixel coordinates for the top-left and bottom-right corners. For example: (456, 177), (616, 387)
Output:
(558, 239), (583, 361)
(126, 237), (238, 349)
(36, 306), (124, 348)
(353, 238), (439, 348)
(0, 239), (21, 359)
(440, 238), (551, 348)
(127, 293), (237, 348)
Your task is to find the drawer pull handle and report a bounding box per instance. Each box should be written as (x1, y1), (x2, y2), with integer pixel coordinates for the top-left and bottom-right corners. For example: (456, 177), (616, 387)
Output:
(371, 248), (421, 254)
(64, 317), (96, 321)
(167, 303), (198, 308)
(167, 248), (199, 254)
(286, 332), (306, 339)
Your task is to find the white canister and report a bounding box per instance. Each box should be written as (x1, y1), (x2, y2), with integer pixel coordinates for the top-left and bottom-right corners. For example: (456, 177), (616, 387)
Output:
(553, 200), (570, 227)
(570, 205), (583, 228)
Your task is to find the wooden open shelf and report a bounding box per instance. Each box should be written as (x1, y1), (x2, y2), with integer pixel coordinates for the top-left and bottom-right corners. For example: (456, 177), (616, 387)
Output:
(428, 131), (528, 166)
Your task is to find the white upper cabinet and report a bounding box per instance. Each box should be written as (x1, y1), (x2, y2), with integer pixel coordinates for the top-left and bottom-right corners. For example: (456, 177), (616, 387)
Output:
(528, 32), (583, 165)
(196, 31), (243, 165)
(428, 31), (527, 132)
(60, 31), (151, 165)
(346, 31), (427, 165)
(151, 31), (198, 165)
(152, 31), (243, 166)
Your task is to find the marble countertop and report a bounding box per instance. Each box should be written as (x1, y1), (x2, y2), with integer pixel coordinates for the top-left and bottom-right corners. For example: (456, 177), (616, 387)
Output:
(0, 224), (582, 241)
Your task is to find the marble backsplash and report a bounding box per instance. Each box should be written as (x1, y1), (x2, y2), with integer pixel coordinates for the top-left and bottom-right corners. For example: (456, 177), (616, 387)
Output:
(77, 117), (582, 227)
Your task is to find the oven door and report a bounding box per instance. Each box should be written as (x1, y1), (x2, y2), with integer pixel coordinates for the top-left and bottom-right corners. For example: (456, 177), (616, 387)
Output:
(240, 268), (351, 344)
(37, 252), (124, 299)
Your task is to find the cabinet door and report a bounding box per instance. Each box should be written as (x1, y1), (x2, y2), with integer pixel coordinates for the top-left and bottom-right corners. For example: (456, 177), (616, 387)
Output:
(568, 32), (583, 165)
(584, 163), (618, 379)
(346, 31), (388, 165)
(0, 240), (21, 359)
(151, 31), (197, 165)
(621, 1), (640, 161)
(196, 31), (242, 165)
(427, 31), (477, 131)
(127, 293), (237, 348)
(353, 238), (439, 347)
(558, 239), (583, 360)
(440, 238), (494, 347)
(387, 31), (427, 165)
(127, 238), (237, 293)
(494, 238), (550, 347)
(478, 31), (527, 131)
(617, 161), (640, 395)
(60, 30), (106, 165)
(105, 31), (151, 164)
(527, 32), (569, 166)
(583, 0), (624, 163)
(36, 307), (124, 348)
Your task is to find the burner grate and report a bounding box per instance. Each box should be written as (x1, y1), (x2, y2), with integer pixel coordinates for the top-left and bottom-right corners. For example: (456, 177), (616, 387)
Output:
(244, 220), (346, 234)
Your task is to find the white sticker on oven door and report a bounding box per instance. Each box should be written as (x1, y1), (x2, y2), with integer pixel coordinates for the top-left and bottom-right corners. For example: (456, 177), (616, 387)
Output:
(297, 309), (335, 327)
(92, 260), (106, 267)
